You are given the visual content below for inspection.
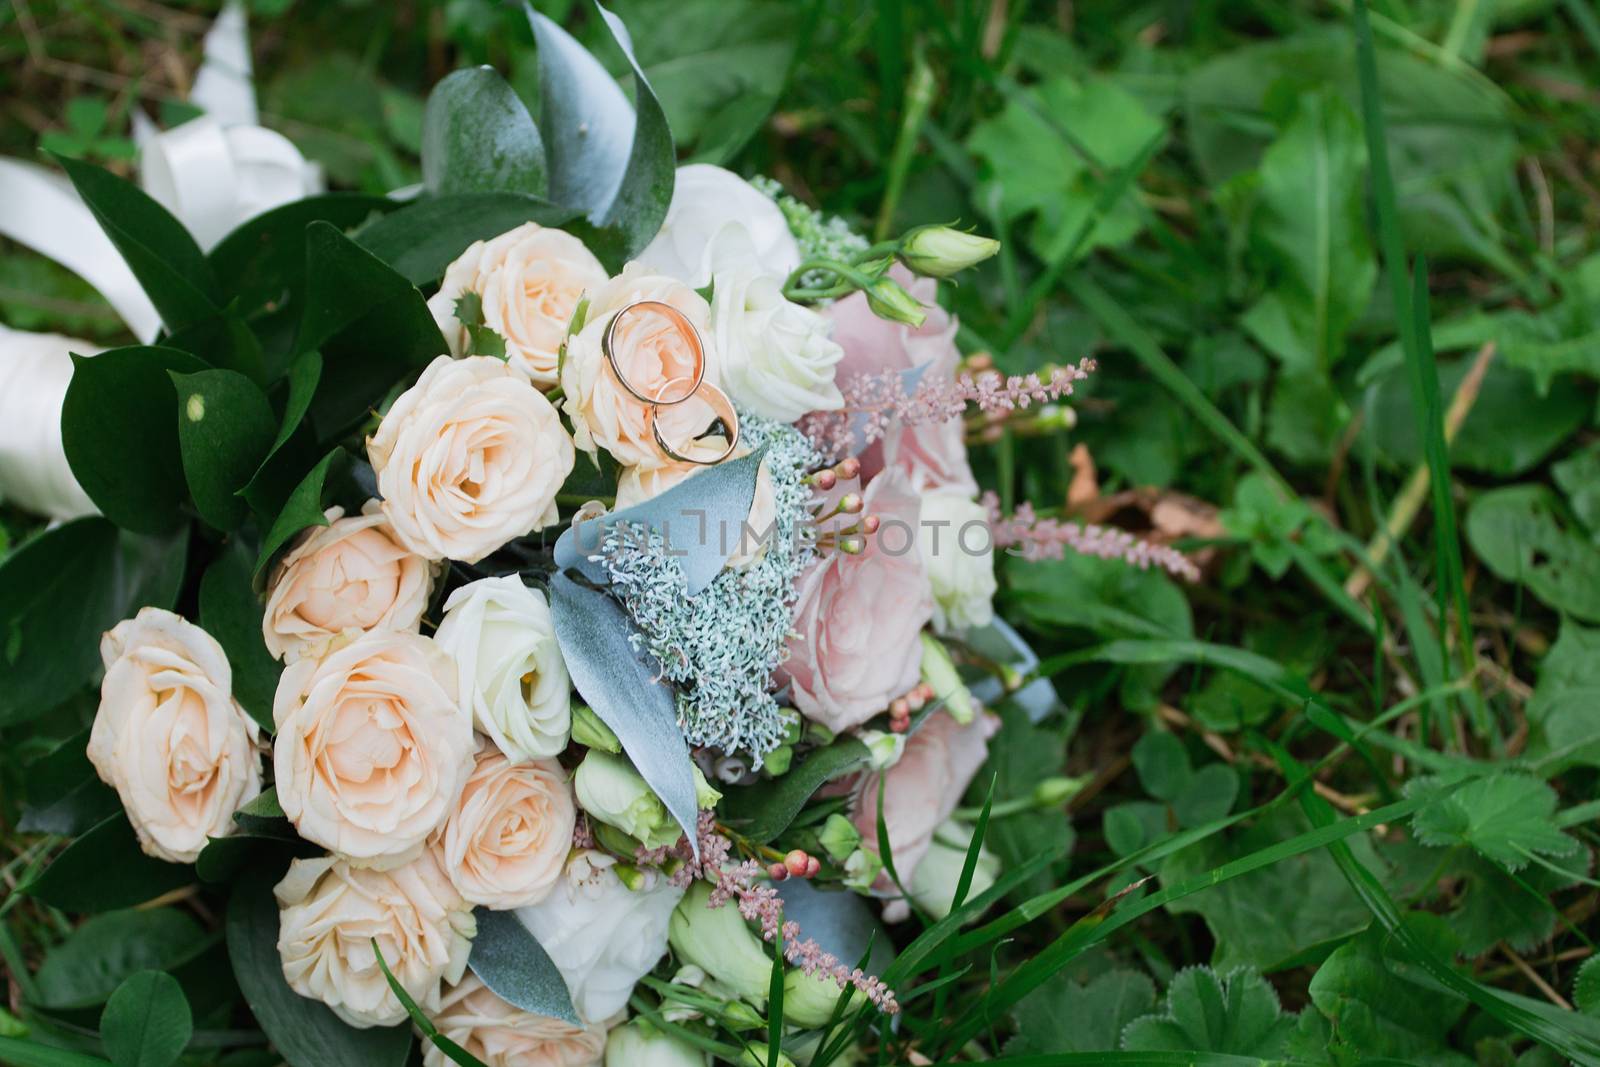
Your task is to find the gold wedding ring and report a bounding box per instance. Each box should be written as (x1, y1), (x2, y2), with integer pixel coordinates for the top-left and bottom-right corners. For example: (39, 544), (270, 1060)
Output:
(602, 299), (739, 466)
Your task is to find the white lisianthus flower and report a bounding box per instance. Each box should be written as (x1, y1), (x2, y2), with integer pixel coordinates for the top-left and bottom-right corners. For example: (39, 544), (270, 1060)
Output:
(666, 880), (771, 1002)
(708, 232), (844, 424)
(917, 492), (998, 634)
(423, 974), (610, 1067)
(635, 164), (800, 286)
(274, 851), (475, 1029)
(367, 355), (575, 563)
(907, 820), (1001, 920)
(427, 222), (608, 387)
(434, 575), (571, 761)
(516, 851), (685, 1024)
(605, 1019), (706, 1067)
(87, 607), (263, 863)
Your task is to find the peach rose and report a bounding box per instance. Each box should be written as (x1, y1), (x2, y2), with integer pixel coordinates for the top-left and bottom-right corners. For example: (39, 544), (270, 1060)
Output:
(86, 607), (262, 864)
(368, 355), (575, 564)
(262, 502), (435, 663)
(428, 223), (607, 386)
(422, 974), (609, 1067)
(275, 851), (475, 1029)
(613, 444), (777, 570)
(781, 469), (933, 733)
(822, 267), (977, 496)
(852, 709), (997, 905)
(273, 631), (475, 865)
(435, 750), (575, 909)
(559, 263), (717, 470)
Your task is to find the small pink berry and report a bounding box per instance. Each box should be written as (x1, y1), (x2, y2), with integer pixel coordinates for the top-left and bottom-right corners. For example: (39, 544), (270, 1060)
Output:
(889, 716), (909, 734)
(837, 457), (861, 480)
(889, 697), (910, 718)
(768, 862), (789, 882)
(839, 493), (863, 515)
(811, 469), (837, 491)
(804, 856), (821, 878)
(861, 514), (881, 534)
(905, 689), (926, 711)
(785, 850), (810, 877)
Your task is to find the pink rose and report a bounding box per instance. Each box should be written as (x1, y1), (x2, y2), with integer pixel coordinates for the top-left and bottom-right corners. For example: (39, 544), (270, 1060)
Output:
(780, 469), (933, 733)
(852, 709), (997, 897)
(822, 267), (977, 496)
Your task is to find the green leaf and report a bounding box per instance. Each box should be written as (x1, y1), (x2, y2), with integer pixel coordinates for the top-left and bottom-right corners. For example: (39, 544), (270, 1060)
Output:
(1121, 967), (1293, 1056)
(226, 870), (413, 1067)
(1132, 732), (1191, 803)
(34, 909), (208, 1011)
(526, 2), (677, 267)
(255, 448), (344, 579)
(0, 519), (186, 726)
(1441, 850), (1579, 957)
(467, 908), (579, 1026)
(1466, 485), (1600, 622)
(1554, 443), (1600, 536)
(99, 971), (192, 1067)
(719, 735), (871, 844)
(170, 369), (277, 530)
(354, 192), (573, 286)
(210, 194), (395, 318)
(62, 346), (208, 533)
(1304, 916), (1468, 1062)
(1576, 957), (1600, 1018)
(199, 539), (282, 732)
(0, 1037), (113, 1067)
(51, 154), (219, 332)
(1527, 620), (1600, 771)
(240, 350), (324, 520)
(295, 222), (444, 434)
(17, 728), (119, 836)
(23, 814), (194, 913)
(1242, 90), (1374, 373)
(982, 703), (1073, 902)
(1410, 773), (1579, 871)
(422, 67), (546, 196)
(1009, 969), (1157, 1055)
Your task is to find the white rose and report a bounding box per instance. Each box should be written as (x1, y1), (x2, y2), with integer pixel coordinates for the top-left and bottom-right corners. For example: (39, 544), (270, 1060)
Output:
(87, 607), (262, 863)
(368, 355), (575, 563)
(516, 850), (685, 1024)
(0, 326), (99, 520)
(707, 233), (843, 424)
(423, 974), (610, 1067)
(634, 164), (800, 286)
(435, 750), (575, 910)
(263, 502), (435, 663)
(434, 575), (570, 761)
(559, 265), (718, 471)
(605, 1020), (706, 1067)
(273, 631), (476, 865)
(918, 492), (997, 634)
(275, 852), (475, 1029)
(613, 448), (777, 570)
(428, 223), (607, 387)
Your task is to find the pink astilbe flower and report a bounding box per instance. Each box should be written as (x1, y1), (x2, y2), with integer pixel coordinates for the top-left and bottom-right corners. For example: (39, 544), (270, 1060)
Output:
(800, 361), (1096, 463)
(983, 492), (1201, 582)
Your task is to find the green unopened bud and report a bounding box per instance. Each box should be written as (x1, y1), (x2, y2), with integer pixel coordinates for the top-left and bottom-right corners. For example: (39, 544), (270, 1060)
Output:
(718, 999), (765, 1031)
(763, 745), (794, 776)
(612, 861), (648, 892)
(899, 225), (1001, 277)
(669, 881), (773, 1001)
(737, 1050), (798, 1067)
(908, 820), (1001, 920)
(571, 703), (621, 753)
(842, 847), (883, 891)
(693, 766), (723, 810)
(804, 722), (836, 747)
(1032, 776), (1086, 807)
(865, 277), (926, 327)
(575, 750), (678, 849)
(817, 813), (862, 862)
(783, 967), (862, 1027)
(605, 1019), (706, 1067)
(920, 633), (974, 723)
(781, 714), (804, 746)
(857, 729), (905, 771)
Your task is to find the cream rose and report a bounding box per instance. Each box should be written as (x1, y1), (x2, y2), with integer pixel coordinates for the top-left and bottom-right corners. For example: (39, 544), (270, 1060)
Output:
(918, 492), (997, 634)
(613, 446), (777, 570)
(423, 974), (609, 1067)
(634, 164), (800, 286)
(707, 232), (843, 424)
(275, 851), (475, 1029)
(368, 355), (575, 564)
(434, 575), (570, 761)
(86, 607), (262, 863)
(273, 631), (476, 865)
(263, 502), (435, 663)
(428, 223), (607, 386)
(516, 851), (685, 1024)
(435, 750), (575, 909)
(559, 264), (717, 471)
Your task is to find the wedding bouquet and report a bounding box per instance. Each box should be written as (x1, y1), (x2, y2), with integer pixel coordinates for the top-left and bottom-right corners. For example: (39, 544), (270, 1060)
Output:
(2, 5), (1194, 1065)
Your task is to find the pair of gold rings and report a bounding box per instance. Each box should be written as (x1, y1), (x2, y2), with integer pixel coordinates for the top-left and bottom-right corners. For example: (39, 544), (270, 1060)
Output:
(601, 299), (739, 466)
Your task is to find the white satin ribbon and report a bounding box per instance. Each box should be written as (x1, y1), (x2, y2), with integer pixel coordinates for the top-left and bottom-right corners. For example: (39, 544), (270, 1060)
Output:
(0, 326), (99, 520)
